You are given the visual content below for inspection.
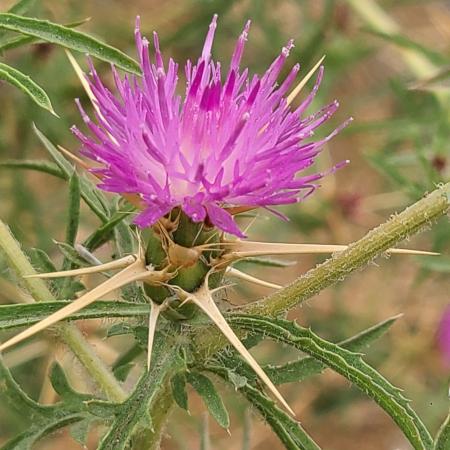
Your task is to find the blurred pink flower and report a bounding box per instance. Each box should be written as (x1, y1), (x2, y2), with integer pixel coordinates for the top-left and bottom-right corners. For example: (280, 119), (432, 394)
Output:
(437, 306), (450, 364)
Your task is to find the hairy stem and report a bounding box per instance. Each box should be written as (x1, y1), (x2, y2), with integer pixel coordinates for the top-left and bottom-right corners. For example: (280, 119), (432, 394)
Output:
(0, 220), (127, 402)
(246, 183), (449, 316)
(195, 183), (450, 356)
(132, 382), (175, 450)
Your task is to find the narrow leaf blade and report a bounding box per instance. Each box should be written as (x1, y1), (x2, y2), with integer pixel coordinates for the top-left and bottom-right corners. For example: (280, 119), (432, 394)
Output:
(0, 62), (56, 114)
(66, 173), (81, 246)
(32, 125), (110, 222)
(171, 372), (189, 411)
(0, 14), (140, 74)
(264, 314), (400, 385)
(187, 371), (230, 429)
(0, 159), (64, 179)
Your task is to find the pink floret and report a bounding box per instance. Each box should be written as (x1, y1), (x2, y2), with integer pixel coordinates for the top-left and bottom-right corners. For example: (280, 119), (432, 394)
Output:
(72, 15), (350, 236)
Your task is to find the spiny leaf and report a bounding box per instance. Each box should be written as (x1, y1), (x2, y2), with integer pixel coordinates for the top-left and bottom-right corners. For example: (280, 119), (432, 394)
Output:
(171, 372), (189, 411)
(0, 317), (117, 450)
(0, 13), (140, 74)
(32, 125), (110, 222)
(186, 372), (230, 429)
(0, 62), (56, 114)
(228, 315), (433, 450)
(0, 159), (64, 178)
(264, 314), (400, 385)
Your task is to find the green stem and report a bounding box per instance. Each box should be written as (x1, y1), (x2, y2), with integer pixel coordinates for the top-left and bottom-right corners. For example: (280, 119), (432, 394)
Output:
(0, 220), (127, 403)
(132, 382), (176, 450)
(195, 183), (450, 357)
(246, 182), (450, 316)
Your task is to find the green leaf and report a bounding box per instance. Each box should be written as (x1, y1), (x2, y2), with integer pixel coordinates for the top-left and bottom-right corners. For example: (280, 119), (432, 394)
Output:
(27, 247), (58, 293)
(28, 248), (57, 274)
(84, 205), (135, 251)
(54, 241), (90, 268)
(419, 256), (450, 273)
(364, 27), (447, 67)
(171, 372), (189, 411)
(264, 314), (400, 385)
(209, 361), (320, 449)
(33, 124), (110, 223)
(0, 356), (49, 417)
(113, 362), (134, 382)
(228, 315), (433, 450)
(0, 62), (56, 114)
(241, 384), (319, 450)
(186, 372), (230, 429)
(0, 159), (64, 179)
(0, 14), (140, 74)
(0, 18), (90, 53)
(7, 0), (35, 15)
(49, 362), (91, 404)
(435, 409), (450, 450)
(112, 343), (142, 378)
(66, 173), (81, 246)
(0, 351), (116, 450)
(0, 301), (150, 330)
(0, 0), (34, 41)
(2, 415), (86, 450)
(69, 419), (92, 447)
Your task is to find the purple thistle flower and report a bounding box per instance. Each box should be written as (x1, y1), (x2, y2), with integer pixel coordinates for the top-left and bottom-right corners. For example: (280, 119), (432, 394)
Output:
(438, 306), (450, 365)
(72, 15), (350, 237)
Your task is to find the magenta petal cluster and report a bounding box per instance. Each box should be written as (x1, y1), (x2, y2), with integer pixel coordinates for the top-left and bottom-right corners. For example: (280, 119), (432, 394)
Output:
(438, 306), (450, 365)
(72, 15), (349, 236)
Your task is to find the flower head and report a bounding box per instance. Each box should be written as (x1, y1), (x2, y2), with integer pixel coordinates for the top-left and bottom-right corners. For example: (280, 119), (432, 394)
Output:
(72, 15), (349, 236)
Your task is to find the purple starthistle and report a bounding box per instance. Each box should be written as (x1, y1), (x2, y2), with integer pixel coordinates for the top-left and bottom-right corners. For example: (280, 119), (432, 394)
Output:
(72, 15), (350, 237)
(438, 306), (450, 365)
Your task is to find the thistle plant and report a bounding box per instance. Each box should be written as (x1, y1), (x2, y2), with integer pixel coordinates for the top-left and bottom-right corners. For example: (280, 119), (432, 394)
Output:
(0, 4), (449, 450)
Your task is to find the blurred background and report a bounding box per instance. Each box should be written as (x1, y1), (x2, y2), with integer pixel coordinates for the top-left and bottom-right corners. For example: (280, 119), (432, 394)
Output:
(0, 0), (449, 449)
